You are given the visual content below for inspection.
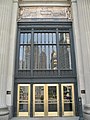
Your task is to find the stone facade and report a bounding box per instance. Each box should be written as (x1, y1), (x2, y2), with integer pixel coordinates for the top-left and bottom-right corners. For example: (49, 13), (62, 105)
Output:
(0, 0), (13, 119)
(0, 0), (90, 119)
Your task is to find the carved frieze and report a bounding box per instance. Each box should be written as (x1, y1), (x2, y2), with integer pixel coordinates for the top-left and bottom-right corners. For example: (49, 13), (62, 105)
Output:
(18, 7), (72, 20)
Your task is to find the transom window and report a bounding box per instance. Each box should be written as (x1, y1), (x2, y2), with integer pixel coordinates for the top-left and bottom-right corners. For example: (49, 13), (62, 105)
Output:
(18, 29), (72, 71)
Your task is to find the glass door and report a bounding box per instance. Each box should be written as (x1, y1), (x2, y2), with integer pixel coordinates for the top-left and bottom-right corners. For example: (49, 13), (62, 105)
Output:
(48, 84), (59, 116)
(33, 84), (45, 116)
(33, 84), (59, 116)
(17, 84), (30, 116)
(61, 84), (75, 116)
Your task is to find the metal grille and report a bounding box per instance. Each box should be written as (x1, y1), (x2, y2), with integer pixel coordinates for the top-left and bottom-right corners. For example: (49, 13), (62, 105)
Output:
(18, 30), (72, 72)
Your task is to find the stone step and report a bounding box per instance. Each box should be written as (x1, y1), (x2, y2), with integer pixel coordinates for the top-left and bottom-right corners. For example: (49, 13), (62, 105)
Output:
(10, 117), (79, 120)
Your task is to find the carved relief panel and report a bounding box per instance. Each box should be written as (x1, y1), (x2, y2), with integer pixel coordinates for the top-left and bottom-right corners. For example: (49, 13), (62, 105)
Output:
(18, 6), (71, 20)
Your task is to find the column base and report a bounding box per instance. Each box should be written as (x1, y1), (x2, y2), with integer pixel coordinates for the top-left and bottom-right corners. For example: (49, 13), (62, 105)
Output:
(0, 107), (9, 120)
(83, 104), (90, 120)
(8, 106), (13, 119)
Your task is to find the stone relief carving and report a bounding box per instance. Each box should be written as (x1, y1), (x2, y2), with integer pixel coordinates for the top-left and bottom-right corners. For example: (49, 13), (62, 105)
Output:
(18, 7), (72, 20)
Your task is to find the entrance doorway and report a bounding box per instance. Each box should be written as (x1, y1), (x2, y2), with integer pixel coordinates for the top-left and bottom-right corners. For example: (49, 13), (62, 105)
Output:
(15, 20), (77, 117)
(17, 84), (30, 116)
(33, 84), (59, 116)
(16, 83), (75, 117)
(61, 84), (75, 116)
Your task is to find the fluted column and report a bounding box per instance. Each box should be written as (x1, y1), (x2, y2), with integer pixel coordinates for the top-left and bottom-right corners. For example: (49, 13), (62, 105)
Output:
(76, 0), (90, 119)
(71, 0), (85, 105)
(6, 0), (18, 118)
(0, 0), (13, 119)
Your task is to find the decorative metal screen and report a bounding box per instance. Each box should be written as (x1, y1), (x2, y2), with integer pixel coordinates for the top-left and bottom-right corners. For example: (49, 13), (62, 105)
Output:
(18, 30), (72, 71)
(59, 33), (72, 70)
(33, 33), (57, 70)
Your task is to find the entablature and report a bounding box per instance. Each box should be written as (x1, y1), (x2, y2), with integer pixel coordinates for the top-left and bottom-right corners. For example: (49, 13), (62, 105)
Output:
(19, 0), (70, 7)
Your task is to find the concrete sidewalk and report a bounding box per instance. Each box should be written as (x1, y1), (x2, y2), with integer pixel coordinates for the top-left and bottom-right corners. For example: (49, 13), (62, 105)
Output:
(10, 117), (79, 120)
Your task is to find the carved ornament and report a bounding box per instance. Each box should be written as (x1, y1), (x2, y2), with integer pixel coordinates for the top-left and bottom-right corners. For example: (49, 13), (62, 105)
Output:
(18, 7), (72, 20)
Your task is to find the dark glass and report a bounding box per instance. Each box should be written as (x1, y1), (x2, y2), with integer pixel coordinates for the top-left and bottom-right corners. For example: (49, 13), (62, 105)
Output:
(35, 86), (44, 103)
(59, 33), (70, 44)
(28, 33), (31, 43)
(19, 46), (23, 69)
(19, 86), (28, 100)
(24, 33), (27, 44)
(48, 104), (57, 112)
(19, 33), (31, 70)
(19, 32), (73, 71)
(35, 104), (44, 112)
(59, 46), (72, 70)
(63, 86), (73, 111)
(34, 45), (57, 69)
(34, 32), (57, 70)
(19, 46), (31, 70)
(19, 86), (28, 112)
(35, 86), (44, 112)
(20, 33), (23, 44)
(19, 104), (28, 112)
(48, 86), (57, 100)
(34, 33), (56, 44)
(48, 86), (57, 112)
(64, 103), (72, 111)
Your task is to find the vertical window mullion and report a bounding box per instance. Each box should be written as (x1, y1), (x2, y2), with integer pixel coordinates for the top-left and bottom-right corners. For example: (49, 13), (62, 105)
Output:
(23, 46), (25, 69)
(37, 33), (38, 69)
(31, 29), (34, 75)
(25, 46), (28, 69)
(51, 33), (54, 69)
(19, 46), (23, 70)
(56, 29), (60, 75)
(69, 30), (73, 70)
(46, 45), (48, 69)
(48, 33), (50, 69)
(44, 33), (46, 69)
(50, 45), (52, 69)
(41, 33), (42, 69)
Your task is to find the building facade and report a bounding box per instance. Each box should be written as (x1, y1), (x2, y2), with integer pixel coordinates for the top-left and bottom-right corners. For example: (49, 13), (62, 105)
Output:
(0, 0), (90, 120)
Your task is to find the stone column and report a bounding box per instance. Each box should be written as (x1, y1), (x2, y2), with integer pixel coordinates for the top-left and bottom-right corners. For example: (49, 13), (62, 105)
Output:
(0, 0), (13, 119)
(76, 0), (90, 119)
(6, 0), (18, 118)
(71, 0), (85, 105)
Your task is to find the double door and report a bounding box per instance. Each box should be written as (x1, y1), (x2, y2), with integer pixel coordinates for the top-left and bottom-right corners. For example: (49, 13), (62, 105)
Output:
(33, 84), (59, 116)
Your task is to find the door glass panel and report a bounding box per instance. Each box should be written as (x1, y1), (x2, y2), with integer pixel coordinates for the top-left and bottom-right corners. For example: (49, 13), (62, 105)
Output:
(35, 86), (44, 112)
(63, 86), (72, 111)
(19, 104), (28, 112)
(48, 86), (57, 112)
(61, 84), (75, 116)
(17, 84), (30, 116)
